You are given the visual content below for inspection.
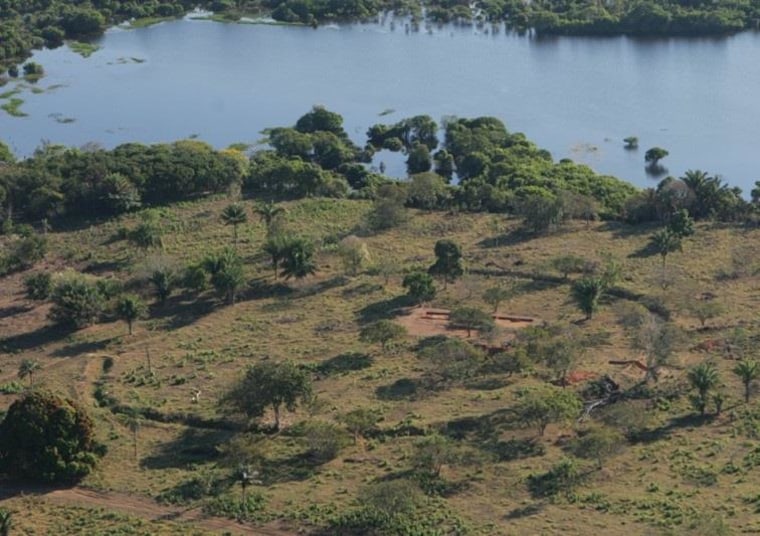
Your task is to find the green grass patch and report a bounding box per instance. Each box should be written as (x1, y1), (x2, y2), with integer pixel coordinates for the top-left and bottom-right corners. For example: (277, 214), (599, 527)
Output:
(128, 16), (176, 28)
(68, 41), (101, 58)
(1, 97), (27, 117)
(0, 88), (20, 99)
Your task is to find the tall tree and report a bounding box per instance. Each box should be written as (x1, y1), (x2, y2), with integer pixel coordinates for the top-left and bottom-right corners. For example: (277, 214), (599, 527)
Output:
(359, 320), (407, 352)
(688, 362), (720, 416)
(402, 272), (436, 305)
(220, 203), (248, 245)
(279, 238), (317, 280)
(203, 248), (246, 304)
(448, 307), (494, 338)
(0, 508), (11, 536)
(254, 201), (285, 234)
(571, 276), (606, 320)
(428, 239), (464, 290)
(224, 361), (312, 430)
(733, 360), (759, 403)
(115, 294), (147, 335)
(17, 359), (41, 385)
(149, 267), (175, 305)
(650, 229), (682, 269)
(0, 390), (98, 482)
(119, 409), (142, 462)
(645, 147), (669, 167)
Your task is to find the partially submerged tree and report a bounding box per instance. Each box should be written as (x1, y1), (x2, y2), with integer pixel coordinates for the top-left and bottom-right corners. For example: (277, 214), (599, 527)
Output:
(645, 147), (669, 167)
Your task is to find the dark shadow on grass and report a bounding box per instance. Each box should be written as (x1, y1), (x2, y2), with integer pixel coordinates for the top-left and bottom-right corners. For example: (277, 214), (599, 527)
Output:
(52, 336), (117, 358)
(260, 452), (319, 485)
(149, 294), (218, 331)
(505, 502), (544, 520)
(477, 229), (538, 249)
(628, 240), (659, 259)
(631, 413), (716, 444)
(0, 304), (33, 319)
(141, 428), (234, 470)
(376, 378), (422, 401)
(357, 294), (414, 324)
(316, 352), (374, 376)
(0, 325), (70, 352)
(342, 282), (383, 298)
(293, 275), (350, 299)
(82, 259), (130, 275)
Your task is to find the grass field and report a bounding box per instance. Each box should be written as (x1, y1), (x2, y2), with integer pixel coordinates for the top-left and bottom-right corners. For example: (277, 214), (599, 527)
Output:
(1, 195), (759, 534)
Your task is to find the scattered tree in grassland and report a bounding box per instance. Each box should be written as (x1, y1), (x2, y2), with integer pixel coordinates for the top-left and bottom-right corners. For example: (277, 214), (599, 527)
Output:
(515, 386), (583, 436)
(428, 239), (464, 289)
(448, 307), (494, 338)
(115, 294), (147, 335)
(688, 362), (720, 416)
(569, 426), (626, 469)
(220, 203), (248, 245)
(359, 320), (407, 352)
(734, 360), (760, 403)
(223, 361), (312, 430)
(402, 272), (436, 305)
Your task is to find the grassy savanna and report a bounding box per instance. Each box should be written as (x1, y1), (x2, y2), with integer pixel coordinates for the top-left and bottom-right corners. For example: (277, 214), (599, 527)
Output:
(1, 192), (759, 534)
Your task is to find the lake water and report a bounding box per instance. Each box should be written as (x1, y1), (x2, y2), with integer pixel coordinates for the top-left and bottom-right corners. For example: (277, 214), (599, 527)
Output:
(2, 15), (760, 191)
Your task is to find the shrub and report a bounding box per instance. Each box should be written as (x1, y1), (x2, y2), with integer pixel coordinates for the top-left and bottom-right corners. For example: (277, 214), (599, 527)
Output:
(302, 421), (350, 463)
(48, 274), (105, 329)
(527, 458), (583, 499)
(23, 272), (52, 300)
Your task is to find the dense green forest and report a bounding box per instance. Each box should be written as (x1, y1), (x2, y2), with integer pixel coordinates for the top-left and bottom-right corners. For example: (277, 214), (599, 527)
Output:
(1, 106), (755, 240)
(2, 0), (760, 71)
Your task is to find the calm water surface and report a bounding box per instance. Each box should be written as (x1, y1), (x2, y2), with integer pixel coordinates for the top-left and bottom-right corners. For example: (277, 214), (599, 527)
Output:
(2, 16), (760, 191)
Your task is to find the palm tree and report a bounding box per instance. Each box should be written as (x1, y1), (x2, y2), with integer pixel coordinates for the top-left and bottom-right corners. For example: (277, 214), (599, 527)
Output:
(650, 229), (682, 269)
(262, 236), (287, 281)
(0, 508), (11, 536)
(254, 201), (285, 234)
(733, 360), (759, 403)
(149, 267), (174, 305)
(220, 203), (248, 245)
(688, 362), (720, 416)
(280, 238), (317, 280)
(120, 409), (142, 462)
(571, 277), (606, 320)
(115, 294), (147, 335)
(18, 358), (41, 385)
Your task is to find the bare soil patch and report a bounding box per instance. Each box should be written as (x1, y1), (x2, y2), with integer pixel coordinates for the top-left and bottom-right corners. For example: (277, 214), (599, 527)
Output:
(396, 307), (538, 340)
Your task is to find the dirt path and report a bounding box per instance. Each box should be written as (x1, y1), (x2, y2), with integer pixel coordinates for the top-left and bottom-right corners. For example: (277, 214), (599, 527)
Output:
(1, 484), (296, 535)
